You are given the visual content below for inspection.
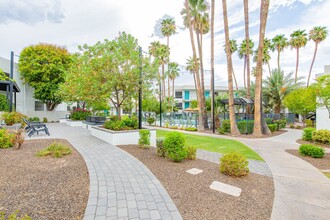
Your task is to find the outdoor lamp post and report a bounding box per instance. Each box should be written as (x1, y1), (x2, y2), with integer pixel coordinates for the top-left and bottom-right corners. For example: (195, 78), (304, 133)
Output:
(138, 47), (142, 129)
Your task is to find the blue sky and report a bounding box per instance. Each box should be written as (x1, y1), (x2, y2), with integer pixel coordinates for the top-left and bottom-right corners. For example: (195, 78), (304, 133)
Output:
(0, 0), (329, 86)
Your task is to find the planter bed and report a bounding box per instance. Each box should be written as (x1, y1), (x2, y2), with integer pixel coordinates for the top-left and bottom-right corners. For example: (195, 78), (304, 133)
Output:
(66, 120), (83, 127)
(91, 126), (156, 146)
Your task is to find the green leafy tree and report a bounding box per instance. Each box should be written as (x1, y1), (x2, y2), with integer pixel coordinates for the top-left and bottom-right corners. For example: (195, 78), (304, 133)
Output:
(290, 29), (308, 84)
(167, 62), (180, 111)
(283, 87), (316, 124)
(0, 68), (10, 81)
(312, 74), (330, 118)
(18, 43), (71, 111)
(271, 34), (288, 71)
(307, 26), (328, 86)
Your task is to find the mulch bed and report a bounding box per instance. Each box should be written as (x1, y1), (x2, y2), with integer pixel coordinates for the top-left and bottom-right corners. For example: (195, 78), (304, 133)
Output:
(286, 149), (330, 170)
(0, 139), (89, 220)
(118, 145), (274, 220)
(296, 139), (330, 148)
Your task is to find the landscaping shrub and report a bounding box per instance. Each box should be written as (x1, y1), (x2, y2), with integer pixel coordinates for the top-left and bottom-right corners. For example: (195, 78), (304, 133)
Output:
(185, 127), (197, 131)
(103, 115), (138, 130)
(147, 116), (155, 125)
(299, 144), (325, 158)
(29, 116), (40, 122)
(138, 130), (150, 149)
(104, 120), (124, 130)
(1, 112), (27, 126)
(218, 119), (230, 134)
(43, 117), (48, 123)
(290, 123), (295, 129)
(0, 94), (9, 112)
(305, 119), (314, 127)
(121, 115), (138, 129)
(185, 145), (197, 160)
(70, 108), (91, 121)
(312, 129), (330, 144)
(295, 125), (302, 129)
(0, 128), (15, 148)
(274, 119), (287, 130)
(219, 152), (249, 177)
(302, 127), (316, 141)
(237, 120), (254, 134)
(156, 137), (165, 157)
(265, 118), (273, 125)
(267, 124), (277, 133)
(36, 142), (72, 158)
(163, 131), (187, 162)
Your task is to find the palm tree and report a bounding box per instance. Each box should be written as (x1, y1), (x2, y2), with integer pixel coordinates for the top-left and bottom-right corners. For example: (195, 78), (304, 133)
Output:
(210, 0), (215, 131)
(161, 18), (176, 99)
(253, 38), (272, 75)
(225, 39), (239, 90)
(221, 0), (240, 136)
(183, 0), (204, 131)
(238, 39), (254, 89)
(243, 0), (252, 102)
(307, 26), (328, 87)
(186, 57), (199, 94)
(272, 34), (288, 71)
(253, 0), (271, 137)
(167, 62), (180, 111)
(290, 29), (308, 84)
(263, 69), (301, 113)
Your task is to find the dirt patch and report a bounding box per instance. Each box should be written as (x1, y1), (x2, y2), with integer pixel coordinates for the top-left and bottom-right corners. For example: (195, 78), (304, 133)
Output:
(0, 139), (89, 219)
(118, 145), (274, 220)
(286, 149), (330, 170)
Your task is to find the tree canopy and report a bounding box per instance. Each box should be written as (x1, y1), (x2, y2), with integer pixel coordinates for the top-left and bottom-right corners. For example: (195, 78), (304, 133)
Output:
(18, 43), (71, 111)
(312, 74), (330, 118)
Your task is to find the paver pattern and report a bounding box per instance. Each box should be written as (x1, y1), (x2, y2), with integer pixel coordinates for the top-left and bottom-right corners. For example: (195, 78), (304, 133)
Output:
(28, 123), (182, 220)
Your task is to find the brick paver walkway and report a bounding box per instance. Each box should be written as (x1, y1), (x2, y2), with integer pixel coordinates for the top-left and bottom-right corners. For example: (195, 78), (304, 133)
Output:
(28, 123), (182, 220)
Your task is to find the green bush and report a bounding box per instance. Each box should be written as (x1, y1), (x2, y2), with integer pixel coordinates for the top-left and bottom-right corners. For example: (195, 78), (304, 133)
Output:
(302, 127), (316, 141)
(1, 112), (27, 126)
(138, 130), (150, 149)
(70, 108), (91, 121)
(265, 118), (273, 125)
(36, 142), (72, 158)
(268, 124), (277, 133)
(185, 127), (197, 131)
(274, 119), (287, 130)
(29, 116), (40, 122)
(0, 128), (15, 148)
(103, 115), (138, 131)
(290, 123), (295, 129)
(121, 115), (138, 129)
(156, 137), (166, 157)
(0, 94), (9, 112)
(305, 119), (314, 127)
(312, 129), (330, 144)
(219, 152), (249, 177)
(295, 125), (302, 129)
(163, 131), (187, 162)
(218, 119), (230, 134)
(147, 116), (155, 125)
(237, 120), (254, 134)
(299, 144), (325, 158)
(185, 145), (197, 160)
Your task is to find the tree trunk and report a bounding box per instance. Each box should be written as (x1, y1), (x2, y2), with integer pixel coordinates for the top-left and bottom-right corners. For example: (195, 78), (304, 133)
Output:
(243, 56), (247, 88)
(268, 62), (271, 76)
(222, 0), (240, 136)
(244, 0), (251, 101)
(168, 76), (171, 104)
(116, 106), (121, 119)
(307, 42), (318, 87)
(185, 0), (204, 131)
(253, 0), (271, 137)
(211, 0), (215, 130)
(172, 79), (175, 112)
(232, 66), (239, 90)
(162, 64), (165, 100)
(295, 47), (299, 84)
(277, 48), (280, 71)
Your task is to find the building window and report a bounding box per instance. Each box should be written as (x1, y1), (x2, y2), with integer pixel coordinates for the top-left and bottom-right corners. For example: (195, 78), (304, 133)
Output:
(205, 91), (210, 98)
(35, 101), (44, 111)
(175, 91), (182, 98)
(184, 91), (190, 100)
(176, 102), (182, 110)
(184, 102), (190, 109)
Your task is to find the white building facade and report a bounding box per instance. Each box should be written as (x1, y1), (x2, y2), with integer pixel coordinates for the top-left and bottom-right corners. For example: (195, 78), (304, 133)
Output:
(316, 65), (330, 130)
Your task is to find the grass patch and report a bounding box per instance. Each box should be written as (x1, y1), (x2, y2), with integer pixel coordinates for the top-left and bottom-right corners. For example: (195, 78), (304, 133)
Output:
(36, 142), (72, 158)
(156, 130), (263, 161)
(323, 172), (330, 179)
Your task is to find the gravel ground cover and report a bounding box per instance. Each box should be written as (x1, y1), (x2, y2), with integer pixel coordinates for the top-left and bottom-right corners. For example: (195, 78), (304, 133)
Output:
(286, 149), (330, 170)
(0, 139), (89, 220)
(118, 145), (274, 220)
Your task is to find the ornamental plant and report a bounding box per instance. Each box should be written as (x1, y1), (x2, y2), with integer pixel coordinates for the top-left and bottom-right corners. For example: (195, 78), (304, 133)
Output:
(0, 128), (15, 148)
(220, 152), (249, 177)
(312, 129), (330, 144)
(299, 144), (325, 158)
(70, 108), (91, 121)
(163, 131), (187, 162)
(147, 116), (155, 125)
(1, 112), (27, 126)
(37, 142), (72, 158)
(138, 130), (150, 149)
(156, 137), (166, 157)
(302, 127), (316, 141)
(185, 145), (197, 160)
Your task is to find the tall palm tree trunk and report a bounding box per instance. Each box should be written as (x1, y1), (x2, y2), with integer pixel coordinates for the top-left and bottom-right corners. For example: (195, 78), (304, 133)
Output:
(253, 0), (271, 137)
(185, 0), (204, 131)
(222, 0), (240, 136)
(267, 62), (271, 76)
(232, 66), (239, 90)
(295, 48), (299, 84)
(167, 76), (171, 104)
(277, 48), (280, 71)
(172, 78), (175, 112)
(211, 0), (215, 130)
(162, 64), (165, 100)
(244, 0), (251, 100)
(243, 57), (247, 88)
(307, 42), (318, 87)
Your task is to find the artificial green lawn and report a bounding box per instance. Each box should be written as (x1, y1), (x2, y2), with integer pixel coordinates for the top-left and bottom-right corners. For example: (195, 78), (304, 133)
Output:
(156, 129), (263, 161)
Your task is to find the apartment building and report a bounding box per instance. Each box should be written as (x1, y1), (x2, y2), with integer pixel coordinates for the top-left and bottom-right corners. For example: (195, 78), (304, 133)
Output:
(316, 65), (330, 130)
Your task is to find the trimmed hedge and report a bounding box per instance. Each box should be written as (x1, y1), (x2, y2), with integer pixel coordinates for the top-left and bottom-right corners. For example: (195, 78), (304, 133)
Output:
(312, 129), (330, 144)
(220, 152), (249, 177)
(163, 132), (187, 162)
(302, 127), (316, 142)
(299, 144), (325, 158)
(268, 124), (277, 133)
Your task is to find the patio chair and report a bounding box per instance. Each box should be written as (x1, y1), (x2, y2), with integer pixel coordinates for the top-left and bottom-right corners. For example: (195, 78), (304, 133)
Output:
(23, 118), (50, 137)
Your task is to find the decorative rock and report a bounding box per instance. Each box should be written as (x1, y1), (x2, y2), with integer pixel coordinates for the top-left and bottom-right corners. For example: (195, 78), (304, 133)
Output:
(210, 181), (242, 197)
(186, 168), (203, 175)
